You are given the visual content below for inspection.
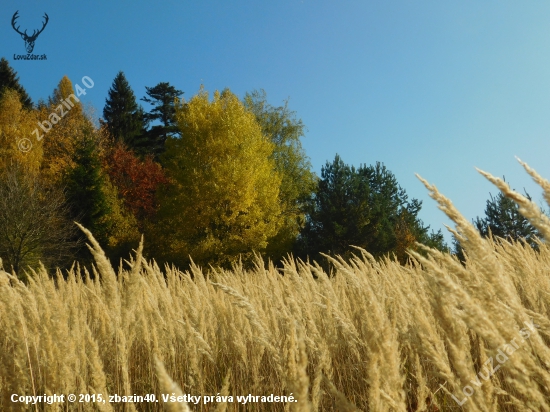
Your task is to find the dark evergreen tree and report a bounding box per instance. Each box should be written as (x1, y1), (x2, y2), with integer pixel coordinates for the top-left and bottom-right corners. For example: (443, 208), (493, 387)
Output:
(452, 187), (540, 264)
(141, 82), (183, 157)
(474, 189), (539, 246)
(299, 155), (369, 257)
(64, 129), (112, 255)
(0, 57), (33, 109)
(298, 155), (436, 263)
(103, 71), (146, 153)
(422, 229), (449, 252)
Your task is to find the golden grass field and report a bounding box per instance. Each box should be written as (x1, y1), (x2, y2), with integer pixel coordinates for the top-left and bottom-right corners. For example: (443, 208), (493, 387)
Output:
(2, 160), (550, 412)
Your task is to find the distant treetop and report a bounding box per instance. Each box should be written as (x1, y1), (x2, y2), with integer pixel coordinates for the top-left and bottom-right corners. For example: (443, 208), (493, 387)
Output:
(0, 57), (33, 110)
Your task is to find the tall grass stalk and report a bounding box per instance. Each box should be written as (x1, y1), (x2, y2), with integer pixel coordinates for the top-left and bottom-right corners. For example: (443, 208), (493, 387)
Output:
(1, 160), (550, 411)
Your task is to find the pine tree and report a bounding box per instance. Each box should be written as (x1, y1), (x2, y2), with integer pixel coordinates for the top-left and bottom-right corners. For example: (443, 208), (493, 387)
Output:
(422, 229), (449, 253)
(64, 129), (112, 253)
(299, 155), (432, 263)
(103, 72), (146, 153)
(140, 82), (183, 157)
(474, 189), (539, 246)
(299, 155), (368, 257)
(0, 58), (32, 110)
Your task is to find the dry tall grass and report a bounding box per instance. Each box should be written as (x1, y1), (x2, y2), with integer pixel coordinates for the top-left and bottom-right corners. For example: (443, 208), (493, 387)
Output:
(2, 160), (550, 411)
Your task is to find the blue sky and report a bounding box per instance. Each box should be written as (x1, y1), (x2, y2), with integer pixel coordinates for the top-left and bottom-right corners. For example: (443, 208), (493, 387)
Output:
(2, 0), (550, 244)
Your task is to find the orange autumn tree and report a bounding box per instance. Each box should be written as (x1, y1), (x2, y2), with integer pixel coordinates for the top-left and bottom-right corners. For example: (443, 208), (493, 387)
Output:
(105, 142), (168, 224)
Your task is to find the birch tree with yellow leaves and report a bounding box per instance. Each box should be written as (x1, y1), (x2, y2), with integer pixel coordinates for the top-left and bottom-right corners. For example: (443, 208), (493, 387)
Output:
(150, 88), (283, 268)
(0, 89), (42, 172)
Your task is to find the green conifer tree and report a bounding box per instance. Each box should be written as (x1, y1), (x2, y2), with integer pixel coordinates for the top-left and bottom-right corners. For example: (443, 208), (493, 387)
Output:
(474, 189), (539, 246)
(64, 128), (112, 255)
(299, 155), (435, 263)
(141, 82), (184, 157)
(103, 71), (146, 153)
(0, 57), (32, 109)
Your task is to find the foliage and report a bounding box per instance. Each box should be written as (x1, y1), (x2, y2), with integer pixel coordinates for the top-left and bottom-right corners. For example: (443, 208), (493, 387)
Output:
(63, 130), (113, 252)
(0, 57), (32, 110)
(48, 75), (79, 108)
(0, 89), (42, 172)
(40, 76), (97, 183)
(103, 71), (146, 153)
(101, 177), (142, 263)
(105, 142), (168, 222)
(299, 154), (432, 263)
(141, 82), (184, 158)
(152, 87), (283, 268)
(0, 162), (77, 276)
(474, 189), (539, 246)
(0, 65), (458, 273)
(421, 228), (449, 252)
(243, 90), (316, 261)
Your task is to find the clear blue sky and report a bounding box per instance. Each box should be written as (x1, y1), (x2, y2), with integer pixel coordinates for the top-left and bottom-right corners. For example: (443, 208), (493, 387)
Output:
(3, 0), (550, 244)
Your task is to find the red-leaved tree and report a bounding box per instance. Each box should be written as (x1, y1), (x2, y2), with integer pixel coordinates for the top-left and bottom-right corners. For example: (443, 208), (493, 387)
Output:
(105, 143), (168, 224)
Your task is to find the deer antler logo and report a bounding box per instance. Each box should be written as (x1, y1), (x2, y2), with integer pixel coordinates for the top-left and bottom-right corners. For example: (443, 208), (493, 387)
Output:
(11, 11), (49, 54)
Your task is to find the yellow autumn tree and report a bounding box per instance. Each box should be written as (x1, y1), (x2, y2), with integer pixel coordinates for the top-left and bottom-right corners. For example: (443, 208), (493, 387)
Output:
(40, 76), (101, 183)
(151, 87), (283, 268)
(101, 176), (141, 258)
(0, 88), (42, 173)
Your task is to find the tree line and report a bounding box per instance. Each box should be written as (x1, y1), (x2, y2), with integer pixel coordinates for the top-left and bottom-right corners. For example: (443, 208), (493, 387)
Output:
(0, 57), (537, 277)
